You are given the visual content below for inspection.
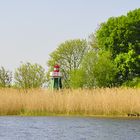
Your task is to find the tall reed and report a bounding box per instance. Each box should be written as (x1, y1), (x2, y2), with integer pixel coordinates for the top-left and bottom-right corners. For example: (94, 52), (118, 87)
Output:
(0, 88), (139, 116)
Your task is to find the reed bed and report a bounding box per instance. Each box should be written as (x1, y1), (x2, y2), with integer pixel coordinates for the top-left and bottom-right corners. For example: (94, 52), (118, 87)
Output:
(0, 88), (140, 116)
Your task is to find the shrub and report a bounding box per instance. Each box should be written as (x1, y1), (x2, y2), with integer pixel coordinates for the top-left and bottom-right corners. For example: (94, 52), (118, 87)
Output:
(14, 62), (47, 88)
(0, 67), (12, 87)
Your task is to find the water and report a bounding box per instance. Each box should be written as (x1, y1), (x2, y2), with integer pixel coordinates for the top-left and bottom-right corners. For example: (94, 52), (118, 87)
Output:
(0, 116), (140, 140)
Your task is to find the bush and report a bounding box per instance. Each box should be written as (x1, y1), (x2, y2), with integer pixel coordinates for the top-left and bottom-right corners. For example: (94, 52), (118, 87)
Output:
(14, 62), (47, 88)
(122, 77), (140, 88)
(0, 67), (12, 87)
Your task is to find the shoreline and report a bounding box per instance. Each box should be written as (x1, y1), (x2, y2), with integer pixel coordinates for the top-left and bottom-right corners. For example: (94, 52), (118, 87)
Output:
(0, 112), (140, 119)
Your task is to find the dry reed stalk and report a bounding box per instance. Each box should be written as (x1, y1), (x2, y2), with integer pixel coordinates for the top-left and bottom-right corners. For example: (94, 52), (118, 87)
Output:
(0, 88), (139, 116)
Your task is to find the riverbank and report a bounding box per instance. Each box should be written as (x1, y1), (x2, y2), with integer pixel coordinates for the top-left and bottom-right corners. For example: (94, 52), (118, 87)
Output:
(0, 88), (140, 117)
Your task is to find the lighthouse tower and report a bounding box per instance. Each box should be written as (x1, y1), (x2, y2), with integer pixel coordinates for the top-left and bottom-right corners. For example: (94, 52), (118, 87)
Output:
(50, 64), (62, 90)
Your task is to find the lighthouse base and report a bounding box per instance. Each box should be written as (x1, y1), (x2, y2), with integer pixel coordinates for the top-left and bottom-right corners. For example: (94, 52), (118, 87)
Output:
(50, 77), (62, 90)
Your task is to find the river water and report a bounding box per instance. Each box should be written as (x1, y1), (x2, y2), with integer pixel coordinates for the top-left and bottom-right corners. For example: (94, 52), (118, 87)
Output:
(0, 116), (140, 140)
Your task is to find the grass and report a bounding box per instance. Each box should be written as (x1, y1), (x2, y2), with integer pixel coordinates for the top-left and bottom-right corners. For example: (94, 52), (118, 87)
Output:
(0, 88), (140, 117)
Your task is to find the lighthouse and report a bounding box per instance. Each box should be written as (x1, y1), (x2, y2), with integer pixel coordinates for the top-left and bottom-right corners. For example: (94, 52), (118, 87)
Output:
(49, 64), (62, 90)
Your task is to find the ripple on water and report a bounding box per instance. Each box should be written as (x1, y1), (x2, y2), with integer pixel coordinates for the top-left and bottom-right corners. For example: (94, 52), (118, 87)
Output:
(0, 117), (140, 140)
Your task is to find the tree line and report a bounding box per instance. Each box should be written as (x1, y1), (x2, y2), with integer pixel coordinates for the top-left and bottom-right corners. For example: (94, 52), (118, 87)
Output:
(1, 8), (140, 89)
(0, 63), (46, 88)
(48, 8), (140, 88)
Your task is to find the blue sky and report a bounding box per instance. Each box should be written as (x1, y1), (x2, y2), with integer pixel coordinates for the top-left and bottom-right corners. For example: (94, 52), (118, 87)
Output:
(0, 0), (139, 71)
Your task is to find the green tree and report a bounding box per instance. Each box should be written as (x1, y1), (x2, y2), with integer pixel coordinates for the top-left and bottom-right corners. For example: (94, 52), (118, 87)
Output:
(96, 8), (140, 84)
(0, 67), (12, 87)
(14, 62), (47, 88)
(81, 51), (98, 88)
(69, 69), (85, 89)
(93, 51), (118, 87)
(81, 51), (117, 88)
(47, 39), (89, 88)
(88, 33), (99, 52)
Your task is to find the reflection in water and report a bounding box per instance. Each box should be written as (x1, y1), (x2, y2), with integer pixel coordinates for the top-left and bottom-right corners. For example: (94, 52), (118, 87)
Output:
(0, 116), (140, 140)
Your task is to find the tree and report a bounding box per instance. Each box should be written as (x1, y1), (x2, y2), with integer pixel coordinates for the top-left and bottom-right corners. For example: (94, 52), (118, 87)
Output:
(88, 33), (99, 52)
(81, 51), (98, 88)
(69, 69), (85, 89)
(81, 51), (117, 88)
(0, 67), (12, 87)
(96, 8), (140, 84)
(93, 51), (118, 87)
(47, 39), (89, 88)
(14, 62), (47, 88)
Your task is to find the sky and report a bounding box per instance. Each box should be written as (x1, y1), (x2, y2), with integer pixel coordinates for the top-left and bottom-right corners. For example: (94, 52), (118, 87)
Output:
(0, 0), (140, 71)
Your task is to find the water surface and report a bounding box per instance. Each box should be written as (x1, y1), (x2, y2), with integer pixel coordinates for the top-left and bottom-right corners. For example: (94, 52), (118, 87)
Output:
(0, 116), (140, 140)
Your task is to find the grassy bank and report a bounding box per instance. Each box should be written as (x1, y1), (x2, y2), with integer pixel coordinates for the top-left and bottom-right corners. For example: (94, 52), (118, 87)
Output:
(0, 88), (140, 117)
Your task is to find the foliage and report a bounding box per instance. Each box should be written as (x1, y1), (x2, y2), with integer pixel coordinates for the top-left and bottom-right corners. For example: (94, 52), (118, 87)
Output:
(69, 69), (85, 89)
(47, 39), (89, 88)
(88, 33), (99, 51)
(81, 51), (98, 88)
(96, 8), (140, 84)
(0, 67), (12, 87)
(93, 51), (118, 87)
(14, 62), (47, 88)
(81, 51), (118, 88)
(122, 77), (140, 88)
(1, 8), (138, 89)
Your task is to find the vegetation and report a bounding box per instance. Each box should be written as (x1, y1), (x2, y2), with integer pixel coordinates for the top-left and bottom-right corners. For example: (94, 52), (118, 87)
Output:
(14, 62), (47, 89)
(47, 39), (89, 88)
(0, 8), (139, 118)
(47, 8), (140, 88)
(96, 8), (140, 85)
(69, 69), (85, 88)
(0, 8), (139, 89)
(0, 67), (12, 87)
(80, 51), (118, 88)
(0, 88), (139, 116)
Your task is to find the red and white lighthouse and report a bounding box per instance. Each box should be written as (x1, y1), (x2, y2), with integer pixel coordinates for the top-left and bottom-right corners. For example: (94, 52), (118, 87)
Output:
(50, 64), (62, 89)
